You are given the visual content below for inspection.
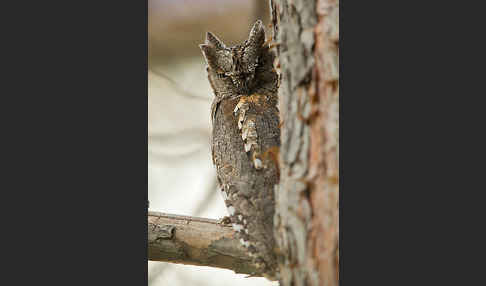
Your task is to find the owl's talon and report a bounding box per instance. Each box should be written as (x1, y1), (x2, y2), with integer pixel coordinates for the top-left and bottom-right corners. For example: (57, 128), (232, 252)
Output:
(218, 216), (232, 225)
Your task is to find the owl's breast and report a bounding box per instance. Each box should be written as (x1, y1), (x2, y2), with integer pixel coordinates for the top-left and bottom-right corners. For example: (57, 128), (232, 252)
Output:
(211, 94), (280, 190)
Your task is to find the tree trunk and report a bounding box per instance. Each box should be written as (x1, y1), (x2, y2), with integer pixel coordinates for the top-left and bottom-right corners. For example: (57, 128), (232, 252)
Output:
(270, 0), (339, 285)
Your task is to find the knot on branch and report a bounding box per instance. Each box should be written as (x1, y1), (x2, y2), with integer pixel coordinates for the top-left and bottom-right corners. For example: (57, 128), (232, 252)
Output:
(149, 223), (175, 241)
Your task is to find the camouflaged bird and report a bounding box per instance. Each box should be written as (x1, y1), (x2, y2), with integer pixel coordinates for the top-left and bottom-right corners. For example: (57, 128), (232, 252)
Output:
(200, 20), (280, 279)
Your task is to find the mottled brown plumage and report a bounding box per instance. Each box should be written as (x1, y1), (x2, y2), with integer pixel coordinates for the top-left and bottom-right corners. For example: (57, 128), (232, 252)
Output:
(200, 20), (280, 279)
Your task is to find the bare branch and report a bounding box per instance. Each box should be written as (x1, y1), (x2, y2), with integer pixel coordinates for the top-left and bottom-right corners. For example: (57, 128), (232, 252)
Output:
(149, 69), (210, 101)
(148, 211), (260, 276)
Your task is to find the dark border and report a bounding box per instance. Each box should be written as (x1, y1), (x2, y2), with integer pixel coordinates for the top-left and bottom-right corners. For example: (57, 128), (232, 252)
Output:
(5, 1), (148, 285)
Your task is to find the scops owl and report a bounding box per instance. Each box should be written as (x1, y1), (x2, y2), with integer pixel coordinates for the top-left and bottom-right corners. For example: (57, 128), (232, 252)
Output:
(200, 20), (280, 278)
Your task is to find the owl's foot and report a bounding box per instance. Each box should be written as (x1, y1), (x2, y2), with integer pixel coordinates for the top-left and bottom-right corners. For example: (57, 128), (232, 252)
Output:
(218, 216), (232, 225)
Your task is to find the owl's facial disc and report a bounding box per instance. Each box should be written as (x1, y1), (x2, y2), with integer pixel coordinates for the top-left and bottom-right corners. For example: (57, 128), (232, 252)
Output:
(221, 48), (259, 94)
(200, 20), (266, 96)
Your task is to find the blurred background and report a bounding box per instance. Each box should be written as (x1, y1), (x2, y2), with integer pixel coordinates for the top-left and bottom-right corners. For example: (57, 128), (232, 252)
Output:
(148, 0), (276, 285)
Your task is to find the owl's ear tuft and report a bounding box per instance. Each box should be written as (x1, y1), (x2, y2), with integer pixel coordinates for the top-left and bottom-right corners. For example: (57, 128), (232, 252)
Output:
(200, 44), (219, 70)
(248, 20), (265, 49)
(206, 32), (226, 49)
(243, 20), (266, 72)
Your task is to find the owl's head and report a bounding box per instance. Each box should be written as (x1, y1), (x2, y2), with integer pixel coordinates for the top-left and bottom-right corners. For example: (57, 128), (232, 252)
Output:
(200, 20), (277, 98)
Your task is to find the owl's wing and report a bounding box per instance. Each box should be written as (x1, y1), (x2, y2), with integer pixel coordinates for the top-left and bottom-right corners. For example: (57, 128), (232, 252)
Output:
(210, 98), (221, 165)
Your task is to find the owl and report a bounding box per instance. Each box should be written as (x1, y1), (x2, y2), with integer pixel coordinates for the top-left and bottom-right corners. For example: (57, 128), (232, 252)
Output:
(200, 20), (280, 278)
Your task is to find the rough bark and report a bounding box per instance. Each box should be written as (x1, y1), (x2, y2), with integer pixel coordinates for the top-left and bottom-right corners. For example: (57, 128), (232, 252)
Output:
(270, 0), (339, 285)
(148, 211), (260, 275)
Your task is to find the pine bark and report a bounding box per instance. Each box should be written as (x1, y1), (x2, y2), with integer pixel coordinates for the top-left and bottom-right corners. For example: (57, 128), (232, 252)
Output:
(270, 0), (339, 285)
